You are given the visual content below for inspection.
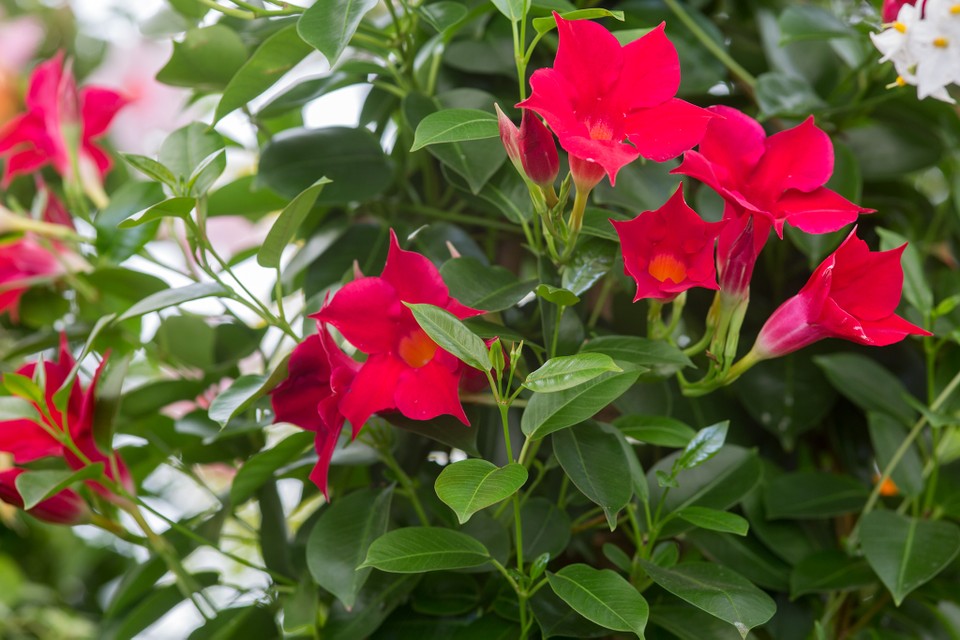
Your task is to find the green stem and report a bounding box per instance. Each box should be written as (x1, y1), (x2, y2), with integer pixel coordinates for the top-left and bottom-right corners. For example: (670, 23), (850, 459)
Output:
(587, 275), (615, 329)
(196, 0), (255, 19)
(378, 450), (430, 526)
(398, 203), (521, 233)
(662, 0), (757, 89)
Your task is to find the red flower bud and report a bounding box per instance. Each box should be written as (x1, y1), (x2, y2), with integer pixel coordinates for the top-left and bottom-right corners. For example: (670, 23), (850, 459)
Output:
(518, 110), (559, 187)
(495, 103), (521, 168)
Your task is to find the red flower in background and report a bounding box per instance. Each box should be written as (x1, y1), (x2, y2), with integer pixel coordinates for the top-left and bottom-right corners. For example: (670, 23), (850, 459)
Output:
(751, 230), (930, 359)
(518, 13), (713, 186)
(0, 53), (125, 190)
(315, 230), (481, 430)
(673, 106), (870, 240)
(612, 186), (724, 302)
(270, 325), (359, 498)
(0, 335), (133, 498)
(0, 237), (61, 318)
(883, 0), (918, 22)
(0, 468), (90, 524)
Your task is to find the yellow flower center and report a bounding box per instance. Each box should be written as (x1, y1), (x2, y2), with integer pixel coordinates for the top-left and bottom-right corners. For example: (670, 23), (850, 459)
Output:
(398, 330), (439, 368)
(588, 120), (615, 141)
(934, 36), (950, 48)
(893, 21), (907, 33)
(951, 4), (960, 14)
(895, 75), (908, 87)
(648, 253), (687, 284)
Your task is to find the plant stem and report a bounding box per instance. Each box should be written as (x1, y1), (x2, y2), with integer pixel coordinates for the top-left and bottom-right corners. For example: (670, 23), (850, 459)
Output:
(378, 449), (430, 526)
(662, 0), (757, 89)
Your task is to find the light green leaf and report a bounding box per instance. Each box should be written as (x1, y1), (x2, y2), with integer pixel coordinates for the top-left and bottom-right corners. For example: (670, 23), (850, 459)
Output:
(115, 282), (228, 322)
(410, 109), (499, 151)
(535, 283), (579, 307)
(532, 9), (624, 35)
(435, 459), (527, 524)
(361, 527), (490, 572)
(405, 303), (490, 371)
(860, 511), (960, 606)
(521, 371), (639, 439)
(16, 464), (105, 510)
(156, 25), (247, 92)
(614, 416), (696, 448)
(117, 196), (195, 228)
(524, 354), (621, 393)
(639, 561), (776, 639)
(547, 564), (648, 638)
(231, 431), (314, 505)
(674, 422), (728, 473)
(490, 0), (524, 22)
(0, 396), (42, 422)
(208, 374), (270, 428)
(257, 178), (332, 269)
(122, 154), (178, 188)
(553, 422), (633, 528)
(297, 0), (381, 66)
(676, 507), (748, 536)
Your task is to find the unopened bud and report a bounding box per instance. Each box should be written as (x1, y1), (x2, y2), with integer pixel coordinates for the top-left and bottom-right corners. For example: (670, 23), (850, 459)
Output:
(518, 110), (559, 187)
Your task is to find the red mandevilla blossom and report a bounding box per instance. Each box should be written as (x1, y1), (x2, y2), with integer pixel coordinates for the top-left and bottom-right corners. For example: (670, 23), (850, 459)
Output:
(496, 106), (560, 188)
(0, 237), (61, 318)
(518, 13), (713, 187)
(0, 468), (90, 525)
(883, 0), (918, 22)
(612, 186), (724, 302)
(751, 229), (931, 359)
(270, 325), (359, 498)
(0, 52), (126, 187)
(315, 230), (481, 431)
(0, 335), (133, 498)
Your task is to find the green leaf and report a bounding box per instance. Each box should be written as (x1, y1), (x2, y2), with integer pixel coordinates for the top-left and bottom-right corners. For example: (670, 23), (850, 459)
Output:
(535, 283), (579, 307)
(639, 561), (776, 639)
(869, 412), (924, 497)
(561, 239), (615, 297)
(877, 227), (933, 316)
(361, 527), (490, 572)
(418, 2), (468, 34)
(257, 126), (392, 201)
(764, 472), (868, 520)
(257, 178), (331, 268)
(122, 154), (178, 188)
(647, 447), (761, 518)
(297, 0), (381, 66)
(405, 303), (490, 371)
(440, 257), (536, 312)
(15, 464), (105, 510)
(789, 550), (876, 598)
(0, 396), (42, 422)
(778, 5), (853, 43)
(649, 602), (743, 640)
(520, 497), (572, 559)
(115, 282), (228, 322)
(546, 564), (648, 638)
(553, 422), (633, 528)
(755, 72), (825, 119)
(215, 24), (313, 123)
(92, 354), (131, 454)
(686, 530), (789, 591)
(187, 605), (279, 640)
(159, 123), (225, 181)
(860, 511), (960, 605)
(674, 422), (728, 473)
(581, 335), (692, 376)
(186, 149), (226, 196)
(814, 353), (916, 425)
(677, 507), (748, 536)
(307, 487), (393, 609)
(524, 354), (621, 394)
(208, 374), (270, 428)
(614, 416), (696, 448)
(117, 196), (195, 228)
(490, 0), (524, 21)
(521, 371), (639, 439)
(435, 459), (527, 524)
(532, 9), (624, 35)
(230, 431), (314, 505)
(410, 109), (499, 151)
(156, 25), (247, 92)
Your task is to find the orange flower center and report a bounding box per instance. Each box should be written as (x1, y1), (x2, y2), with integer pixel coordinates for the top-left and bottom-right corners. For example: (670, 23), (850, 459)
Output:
(648, 253), (687, 284)
(587, 120), (615, 141)
(398, 329), (439, 368)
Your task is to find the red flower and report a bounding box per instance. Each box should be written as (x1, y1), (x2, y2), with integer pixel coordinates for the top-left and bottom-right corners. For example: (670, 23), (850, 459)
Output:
(0, 237), (61, 318)
(496, 106), (559, 188)
(518, 13), (713, 186)
(612, 186), (724, 302)
(270, 325), (359, 498)
(315, 230), (482, 430)
(0, 335), (133, 498)
(673, 106), (871, 239)
(751, 230), (931, 359)
(0, 468), (90, 525)
(0, 53), (126, 187)
(883, 0), (917, 22)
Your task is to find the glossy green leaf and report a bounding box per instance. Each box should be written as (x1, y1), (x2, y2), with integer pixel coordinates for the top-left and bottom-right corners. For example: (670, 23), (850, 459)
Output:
(520, 497), (572, 559)
(231, 431), (313, 505)
(115, 282), (228, 322)
(647, 447), (761, 517)
(92, 354), (131, 454)
(614, 416), (696, 448)
(524, 354), (621, 393)
(435, 459), (527, 524)
(676, 507), (748, 536)
(869, 412), (924, 497)
(361, 527), (490, 572)
(117, 196), (195, 228)
(814, 353), (916, 425)
(553, 422), (633, 528)
(256, 178), (331, 268)
(410, 109), (498, 151)
(877, 227), (933, 316)
(159, 123), (225, 181)
(521, 371), (640, 439)
(547, 564), (648, 638)
(307, 487), (393, 609)
(640, 561), (775, 639)
(535, 283), (579, 307)
(860, 511), (960, 605)
(490, 0), (524, 21)
(297, 0), (380, 66)
(686, 530), (789, 591)
(581, 335), (692, 375)
(764, 472), (868, 520)
(532, 9), (624, 34)
(215, 24), (312, 123)
(208, 374), (269, 428)
(16, 464), (105, 510)
(405, 303), (490, 371)
(157, 25), (247, 91)
(122, 154), (178, 188)
(440, 257), (536, 312)
(674, 422), (728, 473)
(418, 2), (468, 33)
(789, 550), (876, 598)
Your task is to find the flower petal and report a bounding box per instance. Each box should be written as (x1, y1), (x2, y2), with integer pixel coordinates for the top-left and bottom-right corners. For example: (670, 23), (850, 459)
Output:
(80, 86), (127, 138)
(395, 359), (469, 425)
(338, 353), (406, 435)
(562, 136), (641, 185)
(774, 187), (870, 235)
(698, 106), (767, 186)
(552, 12), (623, 107)
(751, 116), (833, 196)
(618, 23), (680, 108)
(314, 277), (401, 354)
(380, 229), (451, 307)
(624, 98), (713, 162)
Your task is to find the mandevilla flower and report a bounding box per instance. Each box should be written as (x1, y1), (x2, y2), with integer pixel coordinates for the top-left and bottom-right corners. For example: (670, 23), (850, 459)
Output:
(0, 467), (90, 525)
(0, 52), (126, 205)
(0, 237), (61, 318)
(518, 12), (713, 187)
(611, 186), (724, 302)
(750, 229), (931, 359)
(883, 0), (918, 22)
(270, 325), (359, 498)
(315, 230), (482, 430)
(496, 105), (560, 189)
(0, 335), (133, 498)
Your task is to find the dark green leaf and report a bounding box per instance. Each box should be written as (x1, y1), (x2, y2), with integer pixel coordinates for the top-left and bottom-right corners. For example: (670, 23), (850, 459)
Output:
(547, 564), (647, 637)
(157, 25), (247, 91)
(231, 431), (313, 505)
(435, 459), (527, 524)
(789, 550), (876, 598)
(16, 464), (105, 510)
(524, 354), (621, 393)
(877, 227), (933, 316)
(92, 354), (131, 454)
(405, 303), (490, 371)
(869, 412), (924, 497)
(520, 497), (572, 559)
(440, 257), (536, 312)
(764, 472), (868, 520)
(257, 178), (331, 268)
(677, 507), (748, 536)
(361, 527), (490, 572)
(521, 371), (640, 439)
(614, 416), (696, 448)
(814, 353), (916, 425)
(581, 335), (692, 376)
(297, 0), (380, 66)
(553, 422), (633, 528)
(536, 284), (579, 307)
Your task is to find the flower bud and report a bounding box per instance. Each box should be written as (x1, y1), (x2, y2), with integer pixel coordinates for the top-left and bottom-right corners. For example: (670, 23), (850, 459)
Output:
(0, 468), (91, 525)
(495, 103), (522, 171)
(569, 155), (606, 194)
(518, 110), (559, 187)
